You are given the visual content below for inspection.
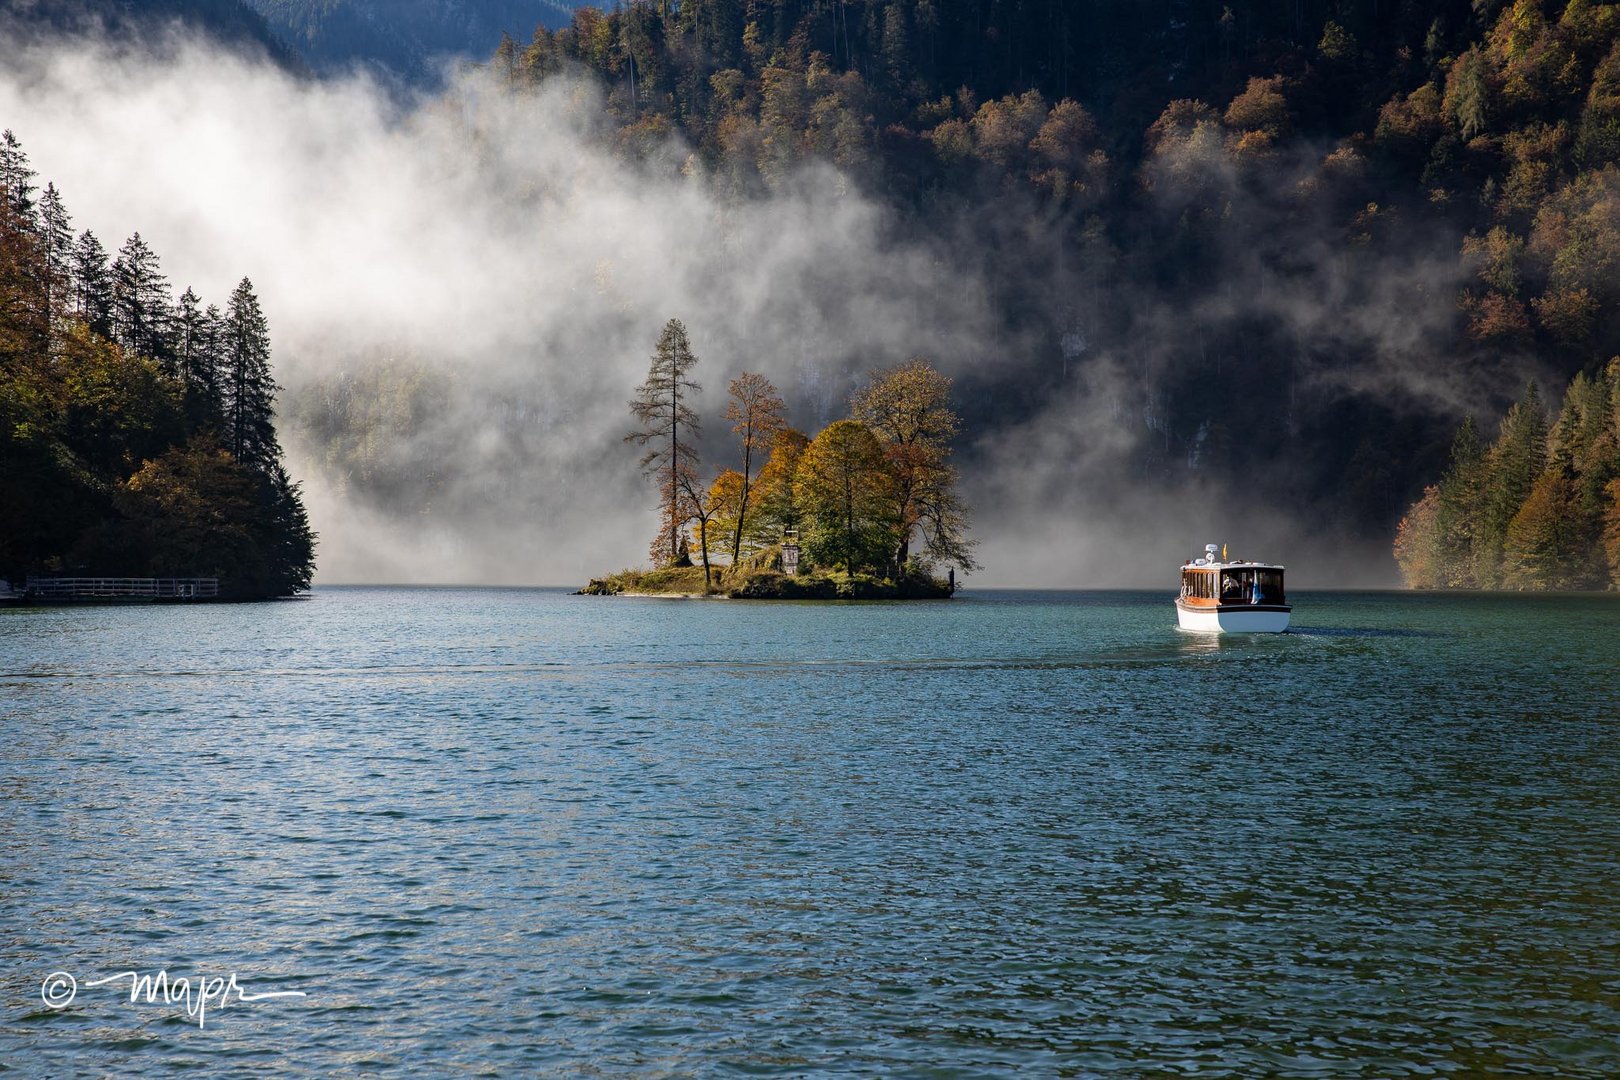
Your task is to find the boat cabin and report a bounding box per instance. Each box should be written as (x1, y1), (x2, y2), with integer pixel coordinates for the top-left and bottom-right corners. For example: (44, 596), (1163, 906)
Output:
(1179, 563), (1286, 606)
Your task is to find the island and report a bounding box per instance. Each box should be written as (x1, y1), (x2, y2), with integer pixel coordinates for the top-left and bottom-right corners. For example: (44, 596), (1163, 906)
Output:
(584, 320), (975, 599)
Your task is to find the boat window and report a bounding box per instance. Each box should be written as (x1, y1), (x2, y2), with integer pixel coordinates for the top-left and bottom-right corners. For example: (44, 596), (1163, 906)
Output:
(1182, 570), (1216, 599)
(1257, 569), (1285, 603)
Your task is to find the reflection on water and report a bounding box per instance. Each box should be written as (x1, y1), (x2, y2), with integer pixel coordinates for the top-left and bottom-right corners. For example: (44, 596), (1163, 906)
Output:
(2, 587), (1619, 1074)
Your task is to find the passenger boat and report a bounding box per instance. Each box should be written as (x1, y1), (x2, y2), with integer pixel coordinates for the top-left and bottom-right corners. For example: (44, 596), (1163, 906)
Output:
(1175, 544), (1290, 632)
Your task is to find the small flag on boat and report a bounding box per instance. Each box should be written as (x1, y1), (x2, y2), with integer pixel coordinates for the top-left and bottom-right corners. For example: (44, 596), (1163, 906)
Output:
(1221, 544), (1227, 560)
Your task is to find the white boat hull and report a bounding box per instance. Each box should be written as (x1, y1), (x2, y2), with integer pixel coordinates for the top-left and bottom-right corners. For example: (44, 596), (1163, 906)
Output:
(1175, 600), (1290, 633)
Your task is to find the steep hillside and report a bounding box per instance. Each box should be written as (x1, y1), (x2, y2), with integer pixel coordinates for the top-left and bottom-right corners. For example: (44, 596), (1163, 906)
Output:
(1, 0), (303, 69)
(469, 0), (1620, 548)
(247, 0), (575, 85)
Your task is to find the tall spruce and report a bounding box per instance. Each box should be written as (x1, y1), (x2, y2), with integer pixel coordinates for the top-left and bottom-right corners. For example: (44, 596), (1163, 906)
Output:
(1432, 416), (1485, 586)
(627, 317), (702, 568)
(1478, 381), (1548, 585)
(71, 230), (113, 337)
(111, 232), (172, 370)
(0, 129), (36, 222)
(223, 277), (281, 472)
(37, 183), (73, 330)
(174, 287), (224, 432)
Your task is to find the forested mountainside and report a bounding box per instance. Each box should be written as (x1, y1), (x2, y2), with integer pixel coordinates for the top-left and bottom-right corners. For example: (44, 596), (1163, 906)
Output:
(246, 0), (575, 84)
(447, 0), (1620, 561)
(0, 132), (316, 597)
(0, 0), (302, 69)
(1397, 363), (1620, 589)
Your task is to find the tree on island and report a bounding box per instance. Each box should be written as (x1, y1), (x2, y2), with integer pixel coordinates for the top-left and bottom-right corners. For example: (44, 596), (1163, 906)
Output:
(723, 372), (786, 564)
(794, 420), (896, 576)
(614, 324), (974, 591)
(851, 360), (979, 576)
(750, 428), (810, 542)
(627, 317), (702, 568)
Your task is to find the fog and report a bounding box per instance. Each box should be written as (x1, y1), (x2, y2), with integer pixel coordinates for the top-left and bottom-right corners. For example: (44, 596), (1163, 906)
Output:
(1, 29), (1417, 588)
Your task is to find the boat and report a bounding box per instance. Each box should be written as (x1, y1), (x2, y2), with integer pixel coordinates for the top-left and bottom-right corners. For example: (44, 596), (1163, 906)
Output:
(1175, 544), (1290, 632)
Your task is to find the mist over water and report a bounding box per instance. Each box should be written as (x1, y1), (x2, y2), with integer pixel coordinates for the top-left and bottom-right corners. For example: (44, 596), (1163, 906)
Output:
(0, 29), (1406, 587)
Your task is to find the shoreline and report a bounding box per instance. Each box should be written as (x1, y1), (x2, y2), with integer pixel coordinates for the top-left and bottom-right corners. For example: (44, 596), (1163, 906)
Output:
(578, 567), (955, 601)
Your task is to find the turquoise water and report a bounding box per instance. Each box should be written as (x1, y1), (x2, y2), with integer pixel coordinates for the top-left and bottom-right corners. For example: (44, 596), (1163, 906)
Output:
(2, 587), (1619, 1074)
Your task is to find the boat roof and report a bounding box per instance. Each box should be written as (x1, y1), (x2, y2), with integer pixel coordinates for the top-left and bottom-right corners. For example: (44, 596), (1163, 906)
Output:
(1181, 560), (1285, 570)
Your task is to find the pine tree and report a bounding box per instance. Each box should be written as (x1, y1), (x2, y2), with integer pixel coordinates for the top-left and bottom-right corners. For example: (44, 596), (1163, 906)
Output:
(627, 317), (702, 568)
(1504, 468), (1591, 588)
(37, 183), (73, 330)
(0, 140), (46, 369)
(71, 230), (113, 337)
(1478, 381), (1548, 586)
(174, 287), (224, 432)
(1433, 415), (1486, 586)
(111, 233), (173, 370)
(223, 277), (281, 472)
(0, 130), (36, 223)
(263, 461), (317, 595)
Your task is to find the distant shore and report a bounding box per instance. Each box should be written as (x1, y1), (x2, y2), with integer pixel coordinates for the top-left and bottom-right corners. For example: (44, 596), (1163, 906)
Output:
(578, 566), (954, 600)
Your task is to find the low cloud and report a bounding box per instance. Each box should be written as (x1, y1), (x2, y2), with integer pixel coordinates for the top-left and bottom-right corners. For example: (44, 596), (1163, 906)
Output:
(2, 28), (1440, 588)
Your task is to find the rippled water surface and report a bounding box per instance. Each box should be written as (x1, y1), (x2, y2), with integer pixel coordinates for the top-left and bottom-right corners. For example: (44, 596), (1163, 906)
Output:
(3, 587), (1619, 1075)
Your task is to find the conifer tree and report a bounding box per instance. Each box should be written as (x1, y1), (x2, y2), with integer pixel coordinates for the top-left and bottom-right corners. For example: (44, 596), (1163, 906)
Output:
(0, 130), (36, 223)
(111, 233), (173, 369)
(37, 183), (73, 330)
(1504, 468), (1590, 588)
(1433, 416), (1485, 586)
(174, 287), (224, 432)
(0, 141), (46, 369)
(1478, 381), (1548, 585)
(223, 277), (281, 472)
(627, 317), (702, 568)
(71, 230), (113, 337)
(263, 460), (317, 595)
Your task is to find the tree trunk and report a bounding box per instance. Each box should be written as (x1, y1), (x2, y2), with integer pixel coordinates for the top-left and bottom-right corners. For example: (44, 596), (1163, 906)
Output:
(731, 436), (752, 566)
(699, 514), (712, 590)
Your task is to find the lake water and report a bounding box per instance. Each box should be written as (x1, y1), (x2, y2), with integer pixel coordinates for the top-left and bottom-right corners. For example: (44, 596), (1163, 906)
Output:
(3, 587), (1619, 1074)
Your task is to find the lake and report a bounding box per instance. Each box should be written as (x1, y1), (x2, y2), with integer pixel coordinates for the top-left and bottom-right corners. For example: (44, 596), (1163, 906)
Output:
(3, 588), (1619, 1074)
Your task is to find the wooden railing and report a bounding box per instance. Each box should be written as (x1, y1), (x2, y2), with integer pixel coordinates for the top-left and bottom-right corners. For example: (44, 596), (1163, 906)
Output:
(24, 577), (220, 599)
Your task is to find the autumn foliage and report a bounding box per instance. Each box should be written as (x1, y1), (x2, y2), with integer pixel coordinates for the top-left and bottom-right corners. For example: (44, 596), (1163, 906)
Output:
(626, 323), (974, 588)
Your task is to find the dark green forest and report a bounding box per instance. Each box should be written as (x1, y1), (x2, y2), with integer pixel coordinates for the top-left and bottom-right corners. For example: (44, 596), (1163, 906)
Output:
(0, 131), (316, 598)
(482, 0), (1620, 584)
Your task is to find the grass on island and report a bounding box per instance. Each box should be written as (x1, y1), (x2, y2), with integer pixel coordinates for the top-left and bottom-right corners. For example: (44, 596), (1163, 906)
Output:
(578, 563), (954, 600)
